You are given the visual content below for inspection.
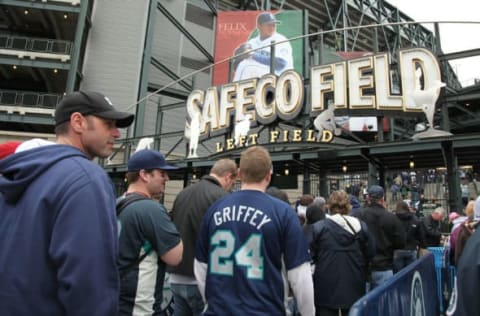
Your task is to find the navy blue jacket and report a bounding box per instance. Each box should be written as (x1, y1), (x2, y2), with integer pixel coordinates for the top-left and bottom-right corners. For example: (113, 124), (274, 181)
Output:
(310, 216), (375, 309)
(0, 145), (119, 316)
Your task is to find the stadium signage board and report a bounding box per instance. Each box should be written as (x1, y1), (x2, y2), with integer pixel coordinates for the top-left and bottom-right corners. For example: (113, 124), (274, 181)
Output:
(185, 48), (442, 152)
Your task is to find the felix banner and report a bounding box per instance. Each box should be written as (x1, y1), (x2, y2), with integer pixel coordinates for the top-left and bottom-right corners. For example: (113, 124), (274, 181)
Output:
(213, 10), (304, 85)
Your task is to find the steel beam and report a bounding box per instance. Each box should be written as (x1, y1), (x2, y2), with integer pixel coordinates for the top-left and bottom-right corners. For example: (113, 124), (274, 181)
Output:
(0, 57), (70, 69)
(156, 1), (213, 62)
(0, 0), (80, 13)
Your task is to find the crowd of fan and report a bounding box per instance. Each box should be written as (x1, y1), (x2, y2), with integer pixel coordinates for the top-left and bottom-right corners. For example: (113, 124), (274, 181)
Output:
(1, 90), (478, 316)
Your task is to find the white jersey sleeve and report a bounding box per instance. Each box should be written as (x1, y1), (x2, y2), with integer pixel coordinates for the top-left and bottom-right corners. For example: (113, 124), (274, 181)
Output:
(287, 262), (315, 316)
(193, 258), (207, 303)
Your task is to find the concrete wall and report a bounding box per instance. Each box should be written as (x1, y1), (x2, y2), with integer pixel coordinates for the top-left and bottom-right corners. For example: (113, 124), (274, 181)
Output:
(80, 0), (150, 137)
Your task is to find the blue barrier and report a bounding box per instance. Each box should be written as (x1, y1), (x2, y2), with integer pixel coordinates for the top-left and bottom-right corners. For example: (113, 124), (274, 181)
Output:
(349, 253), (439, 316)
(428, 247), (445, 313)
(427, 246), (457, 313)
(428, 247), (446, 268)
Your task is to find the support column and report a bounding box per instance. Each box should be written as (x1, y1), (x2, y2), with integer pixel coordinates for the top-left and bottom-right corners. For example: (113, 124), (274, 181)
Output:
(135, 0), (158, 137)
(319, 169), (328, 198)
(377, 116), (384, 142)
(66, 0), (89, 92)
(368, 161), (378, 186)
(443, 141), (462, 213)
(303, 161), (311, 194)
(378, 164), (386, 190)
(154, 97), (163, 150)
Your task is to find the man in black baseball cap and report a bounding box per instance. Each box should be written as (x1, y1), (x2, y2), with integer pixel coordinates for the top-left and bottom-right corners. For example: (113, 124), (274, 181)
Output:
(55, 90), (135, 160)
(0, 90), (136, 315)
(55, 91), (134, 128)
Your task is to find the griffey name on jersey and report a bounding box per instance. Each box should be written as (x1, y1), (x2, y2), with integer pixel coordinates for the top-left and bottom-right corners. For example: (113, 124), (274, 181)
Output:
(213, 205), (272, 229)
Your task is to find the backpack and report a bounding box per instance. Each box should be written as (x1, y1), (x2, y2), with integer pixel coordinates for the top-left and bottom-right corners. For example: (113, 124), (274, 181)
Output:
(116, 193), (150, 279)
(116, 192), (148, 216)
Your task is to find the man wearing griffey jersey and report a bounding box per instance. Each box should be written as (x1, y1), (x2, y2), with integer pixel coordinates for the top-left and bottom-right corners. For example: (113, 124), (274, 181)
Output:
(194, 146), (314, 316)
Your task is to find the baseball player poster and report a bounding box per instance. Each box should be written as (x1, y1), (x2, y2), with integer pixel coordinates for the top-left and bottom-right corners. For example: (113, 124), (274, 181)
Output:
(213, 10), (304, 85)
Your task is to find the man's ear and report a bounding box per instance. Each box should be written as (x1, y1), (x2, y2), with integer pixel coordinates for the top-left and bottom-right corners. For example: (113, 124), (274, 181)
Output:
(138, 169), (150, 182)
(265, 170), (272, 184)
(70, 112), (86, 133)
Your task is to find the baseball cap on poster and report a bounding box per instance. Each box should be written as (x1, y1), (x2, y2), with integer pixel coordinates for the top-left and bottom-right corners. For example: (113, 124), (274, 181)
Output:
(257, 12), (281, 25)
(54, 91), (134, 128)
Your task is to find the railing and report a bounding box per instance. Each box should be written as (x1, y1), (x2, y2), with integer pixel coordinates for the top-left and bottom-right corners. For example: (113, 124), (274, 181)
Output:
(0, 90), (62, 109)
(350, 253), (439, 315)
(0, 35), (72, 55)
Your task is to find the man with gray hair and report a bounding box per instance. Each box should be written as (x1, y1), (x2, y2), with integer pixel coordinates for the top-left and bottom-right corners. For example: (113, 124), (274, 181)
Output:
(422, 207), (446, 247)
(312, 196), (326, 208)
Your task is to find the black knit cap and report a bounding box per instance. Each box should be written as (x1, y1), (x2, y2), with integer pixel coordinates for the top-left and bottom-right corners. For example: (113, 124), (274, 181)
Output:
(55, 91), (134, 128)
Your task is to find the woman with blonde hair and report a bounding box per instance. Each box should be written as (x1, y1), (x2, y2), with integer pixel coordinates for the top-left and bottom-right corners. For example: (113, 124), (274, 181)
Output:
(310, 190), (375, 316)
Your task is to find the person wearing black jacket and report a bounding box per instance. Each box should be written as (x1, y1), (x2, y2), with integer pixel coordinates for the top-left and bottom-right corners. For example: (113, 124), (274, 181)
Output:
(311, 190), (375, 316)
(393, 201), (424, 273)
(422, 207), (445, 247)
(357, 185), (406, 289)
(167, 159), (237, 316)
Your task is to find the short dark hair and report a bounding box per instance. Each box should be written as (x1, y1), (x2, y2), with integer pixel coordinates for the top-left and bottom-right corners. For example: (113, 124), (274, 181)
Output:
(299, 194), (314, 206)
(306, 204), (325, 224)
(125, 169), (156, 185)
(54, 121), (69, 135)
(395, 201), (410, 214)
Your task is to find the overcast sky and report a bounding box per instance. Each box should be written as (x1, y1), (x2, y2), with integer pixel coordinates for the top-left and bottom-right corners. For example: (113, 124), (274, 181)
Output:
(387, 0), (480, 86)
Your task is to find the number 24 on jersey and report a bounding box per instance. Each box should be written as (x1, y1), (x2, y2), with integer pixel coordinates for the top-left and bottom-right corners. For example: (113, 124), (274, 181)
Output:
(209, 230), (264, 280)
